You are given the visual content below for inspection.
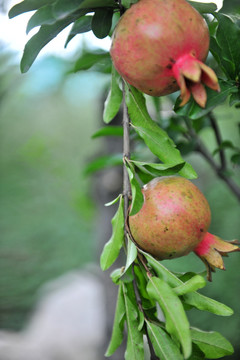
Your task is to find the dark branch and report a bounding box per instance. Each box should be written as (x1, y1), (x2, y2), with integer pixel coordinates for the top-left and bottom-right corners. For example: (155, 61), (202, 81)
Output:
(208, 112), (227, 171)
(185, 119), (240, 202)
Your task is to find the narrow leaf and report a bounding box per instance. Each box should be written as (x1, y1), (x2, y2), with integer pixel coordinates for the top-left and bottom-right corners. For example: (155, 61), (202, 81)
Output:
(147, 277), (192, 359)
(26, 5), (56, 34)
(142, 251), (233, 316)
(91, 8), (113, 39)
(92, 126), (123, 139)
(103, 66), (123, 124)
(123, 283), (145, 360)
(125, 85), (197, 179)
(73, 50), (110, 72)
(123, 236), (138, 274)
(146, 321), (184, 360)
(214, 13), (240, 79)
(100, 196), (124, 270)
(84, 153), (122, 175)
(125, 161), (144, 216)
(105, 194), (121, 207)
(9, 0), (56, 18)
(131, 160), (185, 178)
(175, 80), (238, 120)
(191, 328), (234, 358)
(105, 283), (126, 356)
(173, 275), (206, 296)
(183, 292), (234, 317)
(188, 1), (217, 13)
(65, 15), (92, 47)
(20, 16), (77, 72)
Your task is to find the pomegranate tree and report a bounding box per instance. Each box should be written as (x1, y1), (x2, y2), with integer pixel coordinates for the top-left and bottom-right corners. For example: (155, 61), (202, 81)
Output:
(111, 0), (220, 107)
(129, 176), (239, 280)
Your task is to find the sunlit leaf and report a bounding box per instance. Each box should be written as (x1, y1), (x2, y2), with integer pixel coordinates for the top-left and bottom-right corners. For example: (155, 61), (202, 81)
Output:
(142, 251), (233, 316)
(173, 275), (206, 296)
(147, 276), (192, 359)
(100, 196), (125, 270)
(146, 321), (184, 360)
(125, 85), (197, 179)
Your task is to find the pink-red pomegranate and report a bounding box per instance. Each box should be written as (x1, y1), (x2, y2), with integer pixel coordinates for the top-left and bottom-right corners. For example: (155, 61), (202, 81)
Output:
(129, 176), (239, 280)
(111, 0), (220, 108)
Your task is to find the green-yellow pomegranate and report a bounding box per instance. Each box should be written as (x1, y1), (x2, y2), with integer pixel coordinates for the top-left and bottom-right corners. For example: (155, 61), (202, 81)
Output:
(129, 176), (239, 280)
(111, 0), (220, 108)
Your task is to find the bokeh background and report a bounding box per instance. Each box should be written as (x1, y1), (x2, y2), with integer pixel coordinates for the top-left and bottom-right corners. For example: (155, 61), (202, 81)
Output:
(0, 0), (240, 359)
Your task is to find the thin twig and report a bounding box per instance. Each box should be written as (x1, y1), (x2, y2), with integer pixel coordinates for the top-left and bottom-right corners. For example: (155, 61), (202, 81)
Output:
(208, 111), (227, 171)
(185, 118), (240, 201)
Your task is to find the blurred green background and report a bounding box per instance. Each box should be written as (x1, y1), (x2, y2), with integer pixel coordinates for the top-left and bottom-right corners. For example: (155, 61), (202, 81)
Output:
(0, 0), (240, 359)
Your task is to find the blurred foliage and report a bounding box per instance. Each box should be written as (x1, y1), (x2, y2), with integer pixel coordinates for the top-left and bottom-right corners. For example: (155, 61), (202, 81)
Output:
(0, 49), (109, 329)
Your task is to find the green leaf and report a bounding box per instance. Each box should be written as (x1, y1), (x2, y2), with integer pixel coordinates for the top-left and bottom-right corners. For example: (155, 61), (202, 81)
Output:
(146, 321), (184, 360)
(187, 1), (217, 13)
(231, 153), (240, 164)
(100, 196), (125, 270)
(123, 282), (145, 360)
(125, 160), (144, 216)
(191, 328), (234, 358)
(210, 37), (235, 79)
(173, 275), (206, 296)
(92, 126), (123, 139)
(183, 292), (234, 317)
(105, 194), (122, 207)
(147, 277), (192, 359)
(188, 344), (205, 360)
(65, 15), (92, 47)
(84, 153), (122, 175)
(123, 236), (138, 274)
(20, 16), (78, 72)
(142, 251), (234, 316)
(125, 85), (197, 179)
(175, 80), (238, 120)
(122, 0), (138, 9)
(105, 283), (126, 356)
(9, 0), (56, 18)
(103, 66), (123, 124)
(53, 0), (116, 20)
(130, 160), (185, 178)
(26, 5), (57, 34)
(91, 8), (113, 39)
(214, 13), (240, 79)
(73, 49), (110, 72)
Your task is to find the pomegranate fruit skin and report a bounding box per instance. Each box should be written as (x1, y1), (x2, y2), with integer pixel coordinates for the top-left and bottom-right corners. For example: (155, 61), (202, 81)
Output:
(129, 176), (211, 259)
(111, 0), (210, 97)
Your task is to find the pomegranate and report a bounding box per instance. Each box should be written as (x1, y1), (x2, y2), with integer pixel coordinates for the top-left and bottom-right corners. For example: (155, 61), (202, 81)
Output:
(129, 176), (239, 280)
(111, 0), (220, 108)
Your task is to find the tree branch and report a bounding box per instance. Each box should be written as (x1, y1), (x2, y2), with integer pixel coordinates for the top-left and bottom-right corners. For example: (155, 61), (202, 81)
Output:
(208, 112), (227, 171)
(185, 119), (240, 201)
